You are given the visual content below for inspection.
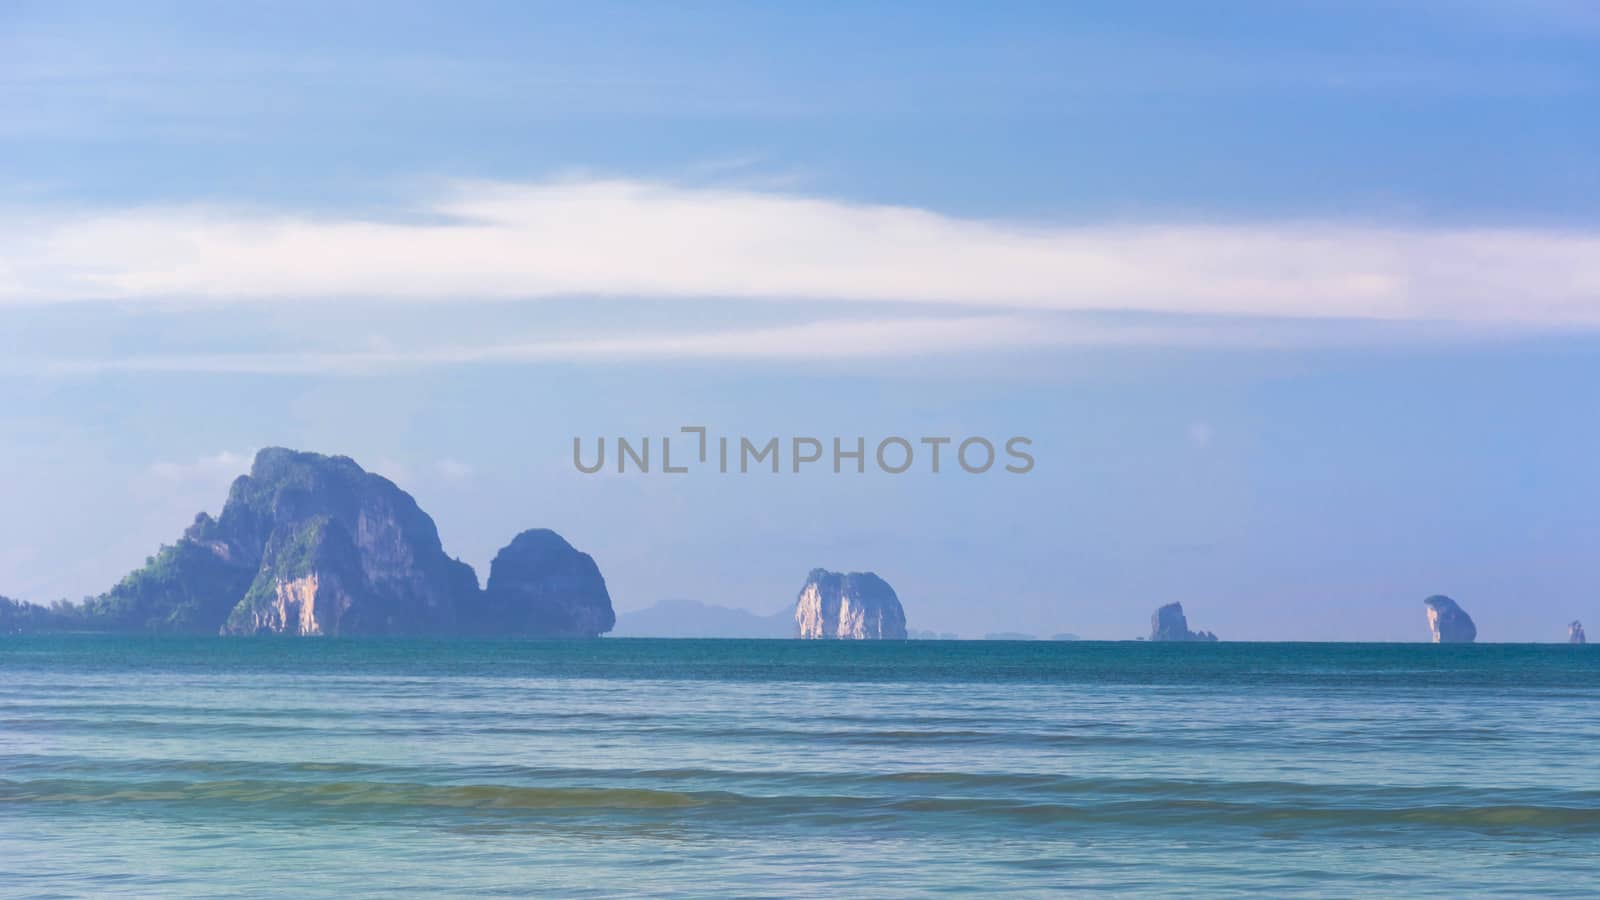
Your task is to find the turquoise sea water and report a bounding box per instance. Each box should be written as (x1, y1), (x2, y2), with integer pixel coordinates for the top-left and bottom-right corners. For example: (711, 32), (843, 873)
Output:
(2, 638), (1597, 897)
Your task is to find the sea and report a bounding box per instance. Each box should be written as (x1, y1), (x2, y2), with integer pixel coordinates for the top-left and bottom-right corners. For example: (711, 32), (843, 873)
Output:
(2, 638), (1596, 898)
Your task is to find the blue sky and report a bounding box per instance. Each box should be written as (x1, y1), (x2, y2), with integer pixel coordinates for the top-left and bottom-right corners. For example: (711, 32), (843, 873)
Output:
(2, 1), (1598, 639)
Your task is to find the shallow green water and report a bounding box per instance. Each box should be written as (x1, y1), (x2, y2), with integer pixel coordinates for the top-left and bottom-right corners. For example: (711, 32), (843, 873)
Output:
(2, 638), (1596, 897)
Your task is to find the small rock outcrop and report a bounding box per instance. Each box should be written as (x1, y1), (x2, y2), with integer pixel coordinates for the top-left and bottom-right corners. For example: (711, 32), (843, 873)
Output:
(794, 569), (907, 639)
(1149, 602), (1218, 642)
(476, 529), (615, 637)
(1570, 620), (1587, 644)
(1423, 595), (1477, 643)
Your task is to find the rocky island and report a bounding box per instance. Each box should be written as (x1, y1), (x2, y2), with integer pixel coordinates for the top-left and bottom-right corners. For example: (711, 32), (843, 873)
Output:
(794, 569), (908, 639)
(1149, 602), (1218, 641)
(1423, 595), (1476, 643)
(477, 529), (616, 637)
(1570, 620), (1587, 644)
(8, 448), (614, 637)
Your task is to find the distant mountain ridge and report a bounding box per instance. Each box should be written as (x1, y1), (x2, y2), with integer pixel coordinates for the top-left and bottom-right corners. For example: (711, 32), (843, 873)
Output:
(611, 599), (792, 638)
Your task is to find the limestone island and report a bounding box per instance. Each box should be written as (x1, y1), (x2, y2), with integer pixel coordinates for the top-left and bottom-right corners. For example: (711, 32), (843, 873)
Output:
(2, 448), (614, 637)
(1149, 602), (1218, 642)
(794, 569), (908, 639)
(1423, 595), (1476, 643)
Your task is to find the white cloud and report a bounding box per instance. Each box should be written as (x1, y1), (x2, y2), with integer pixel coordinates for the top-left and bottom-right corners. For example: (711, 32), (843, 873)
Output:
(372, 458), (414, 485)
(5, 314), (1310, 376)
(145, 450), (250, 484)
(0, 312), (1569, 377)
(434, 459), (474, 481)
(136, 451), (250, 505)
(5, 178), (1599, 327)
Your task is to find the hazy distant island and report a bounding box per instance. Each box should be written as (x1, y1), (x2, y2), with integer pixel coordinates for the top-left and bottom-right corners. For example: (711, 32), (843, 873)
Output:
(1149, 602), (1218, 642)
(0, 448), (615, 637)
(1569, 620), (1586, 644)
(611, 599), (792, 639)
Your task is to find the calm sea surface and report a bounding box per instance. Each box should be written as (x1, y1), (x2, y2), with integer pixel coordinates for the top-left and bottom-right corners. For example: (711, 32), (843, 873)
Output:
(2, 638), (1597, 897)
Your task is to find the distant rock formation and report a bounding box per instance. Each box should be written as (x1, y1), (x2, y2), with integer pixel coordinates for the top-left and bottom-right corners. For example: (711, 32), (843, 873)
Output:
(477, 529), (616, 637)
(1570, 620), (1587, 644)
(1149, 602), (1218, 642)
(1423, 595), (1476, 643)
(612, 599), (790, 638)
(984, 632), (1037, 641)
(908, 629), (960, 640)
(794, 569), (907, 639)
(1050, 633), (1082, 641)
(54, 448), (612, 637)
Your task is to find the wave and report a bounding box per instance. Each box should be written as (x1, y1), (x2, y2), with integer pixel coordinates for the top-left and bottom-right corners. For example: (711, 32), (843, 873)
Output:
(0, 778), (725, 811)
(5, 776), (1599, 834)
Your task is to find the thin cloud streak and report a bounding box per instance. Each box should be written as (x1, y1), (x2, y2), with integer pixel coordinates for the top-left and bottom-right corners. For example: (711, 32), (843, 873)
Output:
(5, 178), (1599, 325)
(3, 314), (1564, 377)
(8, 317), (1076, 376)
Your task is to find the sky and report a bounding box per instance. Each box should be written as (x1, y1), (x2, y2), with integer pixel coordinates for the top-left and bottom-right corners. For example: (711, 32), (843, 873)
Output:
(2, 0), (1599, 640)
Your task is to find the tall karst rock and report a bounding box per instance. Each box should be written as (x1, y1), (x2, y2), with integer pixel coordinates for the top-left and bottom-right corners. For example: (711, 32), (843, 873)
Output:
(1149, 602), (1219, 642)
(1423, 595), (1477, 643)
(793, 569), (908, 640)
(211, 449), (479, 635)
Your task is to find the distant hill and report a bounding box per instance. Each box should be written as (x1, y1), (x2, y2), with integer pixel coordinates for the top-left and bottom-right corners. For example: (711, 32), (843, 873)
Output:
(612, 599), (793, 638)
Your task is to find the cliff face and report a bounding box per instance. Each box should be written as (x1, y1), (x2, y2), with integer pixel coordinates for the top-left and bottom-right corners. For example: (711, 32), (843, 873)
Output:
(200, 450), (479, 636)
(75, 448), (612, 637)
(475, 529), (616, 637)
(1149, 602), (1218, 642)
(1570, 621), (1587, 644)
(794, 569), (907, 639)
(1423, 595), (1477, 643)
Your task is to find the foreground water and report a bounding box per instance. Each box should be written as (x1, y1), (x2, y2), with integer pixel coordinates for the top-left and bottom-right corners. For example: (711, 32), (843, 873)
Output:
(2, 639), (1597, 897)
